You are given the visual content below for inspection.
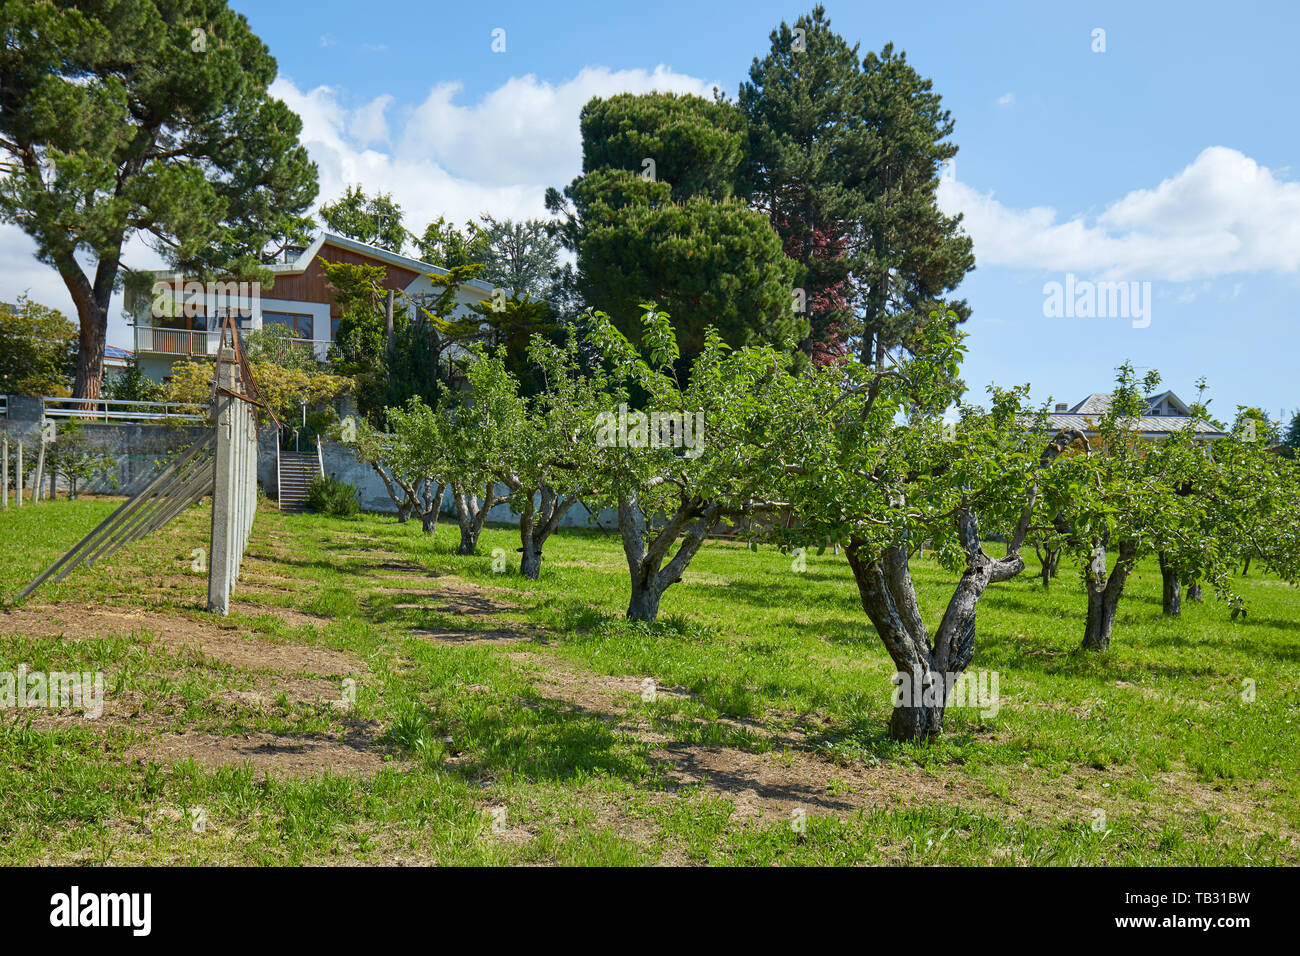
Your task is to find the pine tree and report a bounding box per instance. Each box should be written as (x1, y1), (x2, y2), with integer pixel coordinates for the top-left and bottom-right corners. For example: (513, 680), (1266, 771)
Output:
(854, 43), (974, 368)
(0, 0), (318, 398)
(319, 186), (410, 252)
(547, 92), (803, 367)
(739, 5), (863, 362)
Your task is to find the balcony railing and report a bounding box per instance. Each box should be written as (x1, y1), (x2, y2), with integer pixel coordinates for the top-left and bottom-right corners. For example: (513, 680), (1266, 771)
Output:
(134, 325), (330, 360)
(42, 396), (206, 423)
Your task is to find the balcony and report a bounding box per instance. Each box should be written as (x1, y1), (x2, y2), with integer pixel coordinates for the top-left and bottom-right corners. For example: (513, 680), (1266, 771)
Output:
(134, 325), (331, 361)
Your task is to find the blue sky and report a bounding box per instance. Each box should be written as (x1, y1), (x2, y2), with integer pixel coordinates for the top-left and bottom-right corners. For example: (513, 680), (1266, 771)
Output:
(2, 0), (1296, 423)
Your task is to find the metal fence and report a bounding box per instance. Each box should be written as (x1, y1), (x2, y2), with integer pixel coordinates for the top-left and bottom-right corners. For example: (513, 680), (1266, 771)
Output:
(17, 315), (276, 615)
(16, 433), (218, 599)
(42, 396), (205, 423)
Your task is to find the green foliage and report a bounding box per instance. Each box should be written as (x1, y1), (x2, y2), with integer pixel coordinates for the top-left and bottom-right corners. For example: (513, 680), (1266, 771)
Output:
(0, 295), (77, 395)
(740, 9), (973, 364)
(578, 92), (749, 202)
(0, 0), (318, 394)
(47, 419), (117, 499)
(318, 185), (409, 252)
(466, 293), (561, 395)
(306, 474), (360, 517)
(549, 93), (804, 367)
(243, 324), (324, 373)
(1, 496), (1299, 865)
(415, 217), (488, 269)
(1283, 410), (1300, 459)
(101, 357), (164, 403)
(475, 215), (563, 300)
(739, 6), (864, 359)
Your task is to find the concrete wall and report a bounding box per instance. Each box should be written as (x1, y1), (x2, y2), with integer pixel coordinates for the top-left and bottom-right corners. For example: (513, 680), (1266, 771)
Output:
(254, 427), (617, 528)
(1, 397), (207, 497)
(2, 395), (616, 528)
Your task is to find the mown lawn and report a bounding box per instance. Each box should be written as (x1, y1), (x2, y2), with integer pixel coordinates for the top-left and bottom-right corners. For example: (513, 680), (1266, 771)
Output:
(1, 496), (1297, 865)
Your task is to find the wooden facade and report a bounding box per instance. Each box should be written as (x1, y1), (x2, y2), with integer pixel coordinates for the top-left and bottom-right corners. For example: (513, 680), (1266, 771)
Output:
(265, 242), (422, 322)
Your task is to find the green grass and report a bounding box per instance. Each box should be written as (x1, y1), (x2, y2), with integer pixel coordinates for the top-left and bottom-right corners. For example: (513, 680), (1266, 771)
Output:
(0, 496), (1296, 865)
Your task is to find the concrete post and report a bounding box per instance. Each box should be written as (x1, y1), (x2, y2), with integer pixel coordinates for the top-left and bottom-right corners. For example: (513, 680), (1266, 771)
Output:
(207, 349), (237, 614)
(33, 435), (46, 503)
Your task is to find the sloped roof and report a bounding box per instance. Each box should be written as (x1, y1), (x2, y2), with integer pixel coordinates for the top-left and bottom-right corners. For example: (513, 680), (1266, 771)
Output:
(1069, 393), (1114, 414)
(1046, 411), (1225, 437)
(1066, 391), (1197, 418)
(1048, 388), (1226, 437)
(272, 233), (497, 296)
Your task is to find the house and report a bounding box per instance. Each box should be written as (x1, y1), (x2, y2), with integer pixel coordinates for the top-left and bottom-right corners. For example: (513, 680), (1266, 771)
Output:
(1046, 391), (1227, 439)
(103, 344), (134, 385)
(124, 232), (496, 383)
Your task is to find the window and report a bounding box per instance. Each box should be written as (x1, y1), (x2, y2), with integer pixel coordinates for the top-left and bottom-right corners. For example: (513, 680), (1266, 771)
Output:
(263, 312), (314, 340)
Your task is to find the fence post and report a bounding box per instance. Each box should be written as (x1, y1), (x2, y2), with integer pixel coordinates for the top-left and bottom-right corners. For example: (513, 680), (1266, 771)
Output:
(207, 348), (238, 614)
(32, 434), (45, 504)
(2, 435), (8, 509)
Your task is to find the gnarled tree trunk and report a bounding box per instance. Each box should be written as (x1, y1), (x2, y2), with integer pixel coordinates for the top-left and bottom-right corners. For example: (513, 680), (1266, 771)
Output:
(516, 482), (581, 579)
(618, 489), (721, 622)
(57, 248), (116, 402)
(1082, 540), (1138, 651)
(452, 481), (504, 555)
(1037, 545), (1061, 589)
(1186, 582), (1203, 603)
(846, 510), (1025, 742)
(371, 463), (415, 522)
(418, 479), (446, 536)
(1158, 551), (1181, 617)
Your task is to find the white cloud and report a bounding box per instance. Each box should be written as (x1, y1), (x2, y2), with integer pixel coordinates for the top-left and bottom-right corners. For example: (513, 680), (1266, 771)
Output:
(996, 92), (1014, 107)
(0, 64), (717, 348)
(939, 146), (1300, 280)
(271, 63), (716, 232)
(349, 94), (393, 146)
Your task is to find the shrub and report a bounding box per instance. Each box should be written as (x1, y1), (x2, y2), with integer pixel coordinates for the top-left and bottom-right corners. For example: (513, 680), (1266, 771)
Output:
(307, 474), (360, 517)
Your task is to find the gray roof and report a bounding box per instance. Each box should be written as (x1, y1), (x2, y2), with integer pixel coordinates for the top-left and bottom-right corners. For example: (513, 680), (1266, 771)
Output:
(1048, 390), (1222, 436)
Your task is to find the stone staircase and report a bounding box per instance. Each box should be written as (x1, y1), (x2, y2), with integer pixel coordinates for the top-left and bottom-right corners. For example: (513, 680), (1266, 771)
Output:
(277, 451), (321, 513)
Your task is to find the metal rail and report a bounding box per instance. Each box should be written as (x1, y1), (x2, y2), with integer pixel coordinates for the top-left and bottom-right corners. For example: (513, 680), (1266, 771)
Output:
(41, 396), (205, 423)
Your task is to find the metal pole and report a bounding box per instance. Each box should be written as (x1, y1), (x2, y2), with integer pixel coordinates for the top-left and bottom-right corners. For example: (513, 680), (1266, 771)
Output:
(2, 434), (8, 509)
(15, 440), (22, 508)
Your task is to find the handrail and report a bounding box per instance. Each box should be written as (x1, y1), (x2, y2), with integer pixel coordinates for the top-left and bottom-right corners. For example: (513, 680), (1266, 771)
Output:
(40, 396), (205, 423)
(276, 428), (282, 512)
(316, 433), (325, 477)
(134, 324), (330, 356)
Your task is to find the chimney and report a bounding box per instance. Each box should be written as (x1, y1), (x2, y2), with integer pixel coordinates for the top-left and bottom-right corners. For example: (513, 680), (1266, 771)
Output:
(1054, 403), (1068, 412)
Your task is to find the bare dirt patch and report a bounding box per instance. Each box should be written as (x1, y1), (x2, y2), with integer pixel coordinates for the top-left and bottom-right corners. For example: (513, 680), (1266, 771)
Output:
(371, 578), (523, 619)
(413, 627), (545, 647)
(129, 724), (395, 777)
(1, 604), (361, 677)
